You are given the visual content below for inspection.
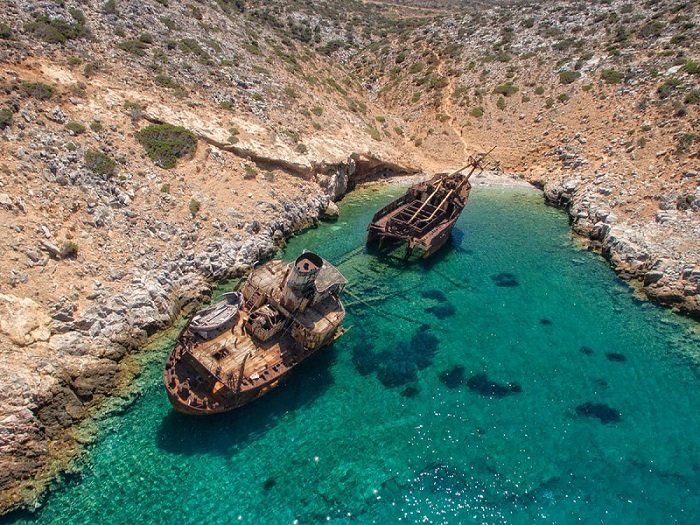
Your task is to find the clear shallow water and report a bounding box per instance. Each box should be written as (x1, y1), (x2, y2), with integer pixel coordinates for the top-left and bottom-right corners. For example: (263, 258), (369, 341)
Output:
(4, 186), (700, 525)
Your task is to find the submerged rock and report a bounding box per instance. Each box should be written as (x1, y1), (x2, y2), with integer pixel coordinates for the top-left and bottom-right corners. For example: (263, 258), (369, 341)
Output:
(439, 366), (465, 389)
(605, 352), (627, 362)
(491, 272), (519, 287)
(467, 373), (522, 398)
(575, 402), (621, 424)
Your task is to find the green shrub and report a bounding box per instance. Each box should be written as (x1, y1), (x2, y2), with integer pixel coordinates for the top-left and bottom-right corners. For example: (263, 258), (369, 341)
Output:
(409, 62), (424, 74)
(0, 22), (12, 40)
(60, 240), (79, 259)
(411, 92), (421, 103)
(65, 121), (86, 134)
(243, 165), (257, 179)
(470, 106), (484, 118)
(557, 93), (570, 103)
(154, 74), (179, 88)
(534, 86), (545, 95)
(135, 124), (197, 169)
(20, 81), (54, 100)
(90, 120), (103, 132)
(311, 106), (323, 116)
(496, 97), (506, 110)
(118, 39), (148, 56)
(559, 70), (581, 84)
(676, 133), (699, 156)
(84, 62), (100, 77)
(638, 20), (665, 38)
(601, 68), (623, 84)
(657, 78), (682, 99)
(189, 198), (201, 217)
(685, 89), (700, 105)
(367, 127), (381, 141)
(0, 108), (12, 128)
(103, 0), (118, 15)
(160, 183), (170, 193)
(683, 60), (699, 75)
(493, 82), (518, 97)
(545, 97), (554, 108)
(84, 149), (116, 176)
(582, 83), (593, 92)
(24, 12), (89, 43)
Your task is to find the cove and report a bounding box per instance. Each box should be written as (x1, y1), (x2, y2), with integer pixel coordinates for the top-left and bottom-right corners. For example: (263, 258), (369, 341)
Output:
(3, 184), (700, 524)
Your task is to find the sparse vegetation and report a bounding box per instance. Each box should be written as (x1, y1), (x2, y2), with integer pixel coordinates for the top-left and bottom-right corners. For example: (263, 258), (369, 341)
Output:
(0, 108), (12, 129)
(470, 106), (484, 118)
(60, 240), (79, 259)
(496, 97), (506, 110)
(135, 124), (197, 169)
(84, 149), (116, 176)
(189, 198), (201, 217)
(20, 81), (54, 100)
(493, 82), (518, 97)
(0, 22), (12, 40)
(657, 78), (682, 99)
(65, 121), (86, 134)
(559, 70), (580, 84)
(243, 165), (257, 179)
(601, 69), (623, 84)
(24, 11), (89, 43)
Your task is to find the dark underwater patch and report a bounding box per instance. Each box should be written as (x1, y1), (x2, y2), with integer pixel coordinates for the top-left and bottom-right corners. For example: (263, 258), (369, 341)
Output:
(580, 346), (594, 355)
(540, 318), (553, 326)
(374, 327), (440, 388)
(263, 478), (276, 491)
(376, 353), (418, 387)
(420, 289), (447, 302)
(425, 303), (456, 319)
(439, 365), (465, 389)
(594, 378), (609, 389)
(409, 329), (439, 370)
(351, 345), (379, 376)
(605, 352), (627, 362)
(467, 373), (522, 398)
(575, 402), (621, 424)
(491, 272), (519, 287)
(400, 386), (420, 398)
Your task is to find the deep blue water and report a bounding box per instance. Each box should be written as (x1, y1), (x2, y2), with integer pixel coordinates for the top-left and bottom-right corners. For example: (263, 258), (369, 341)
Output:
(4, 185), (700, 524)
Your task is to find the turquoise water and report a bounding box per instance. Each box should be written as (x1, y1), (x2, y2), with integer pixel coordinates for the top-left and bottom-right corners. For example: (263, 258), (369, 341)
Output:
(4, 185), (700, 524)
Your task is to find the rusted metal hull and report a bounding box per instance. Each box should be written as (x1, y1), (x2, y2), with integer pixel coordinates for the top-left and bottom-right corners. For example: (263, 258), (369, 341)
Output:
(163, 254), (347, 416)
(367, 171), (471, 259)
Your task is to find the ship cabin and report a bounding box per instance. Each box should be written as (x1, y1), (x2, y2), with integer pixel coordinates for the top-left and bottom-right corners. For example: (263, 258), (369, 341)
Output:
(240, 253), (347, 350)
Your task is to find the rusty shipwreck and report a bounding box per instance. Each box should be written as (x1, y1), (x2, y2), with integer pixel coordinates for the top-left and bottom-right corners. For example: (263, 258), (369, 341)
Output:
(367, 152), (492, 258)
(164, 252), (347, 415)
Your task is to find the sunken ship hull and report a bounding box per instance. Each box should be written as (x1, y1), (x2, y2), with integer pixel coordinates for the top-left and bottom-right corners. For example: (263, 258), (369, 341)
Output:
(367, 153), (491, 258)
(164, 253), (346, 415)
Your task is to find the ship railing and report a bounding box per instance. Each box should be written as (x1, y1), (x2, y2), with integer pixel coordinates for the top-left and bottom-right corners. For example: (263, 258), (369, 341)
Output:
(370, 194), (409, 223)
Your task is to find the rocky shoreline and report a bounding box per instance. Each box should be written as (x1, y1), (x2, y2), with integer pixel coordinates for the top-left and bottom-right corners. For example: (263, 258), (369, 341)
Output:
(542, 176), (699, 320)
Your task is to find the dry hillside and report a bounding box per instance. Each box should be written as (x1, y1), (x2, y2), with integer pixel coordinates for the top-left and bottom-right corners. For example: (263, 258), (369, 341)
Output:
(0, 0), (698, 516)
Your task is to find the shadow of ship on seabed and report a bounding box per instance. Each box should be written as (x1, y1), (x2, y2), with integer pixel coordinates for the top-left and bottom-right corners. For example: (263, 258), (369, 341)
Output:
(156, 346), (338, 457)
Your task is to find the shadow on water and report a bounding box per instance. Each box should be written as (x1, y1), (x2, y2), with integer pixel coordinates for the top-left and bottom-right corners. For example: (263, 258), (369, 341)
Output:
(156, 346), (338, 457)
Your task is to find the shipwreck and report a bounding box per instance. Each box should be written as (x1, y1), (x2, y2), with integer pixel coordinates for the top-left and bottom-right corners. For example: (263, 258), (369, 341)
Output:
(164, 252), (347, 415)
(366, 150), (493, 258)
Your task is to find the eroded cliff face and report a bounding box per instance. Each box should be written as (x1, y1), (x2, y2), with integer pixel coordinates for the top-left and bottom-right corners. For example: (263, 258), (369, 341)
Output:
(0, 0), (698, 515)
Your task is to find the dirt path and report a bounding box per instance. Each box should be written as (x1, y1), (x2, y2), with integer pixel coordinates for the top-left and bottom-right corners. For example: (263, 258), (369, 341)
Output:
(434, 53), (471, 160)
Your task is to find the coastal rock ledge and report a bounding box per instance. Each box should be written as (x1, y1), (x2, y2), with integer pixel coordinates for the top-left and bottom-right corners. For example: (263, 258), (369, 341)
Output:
(543, 177), (700, 319)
